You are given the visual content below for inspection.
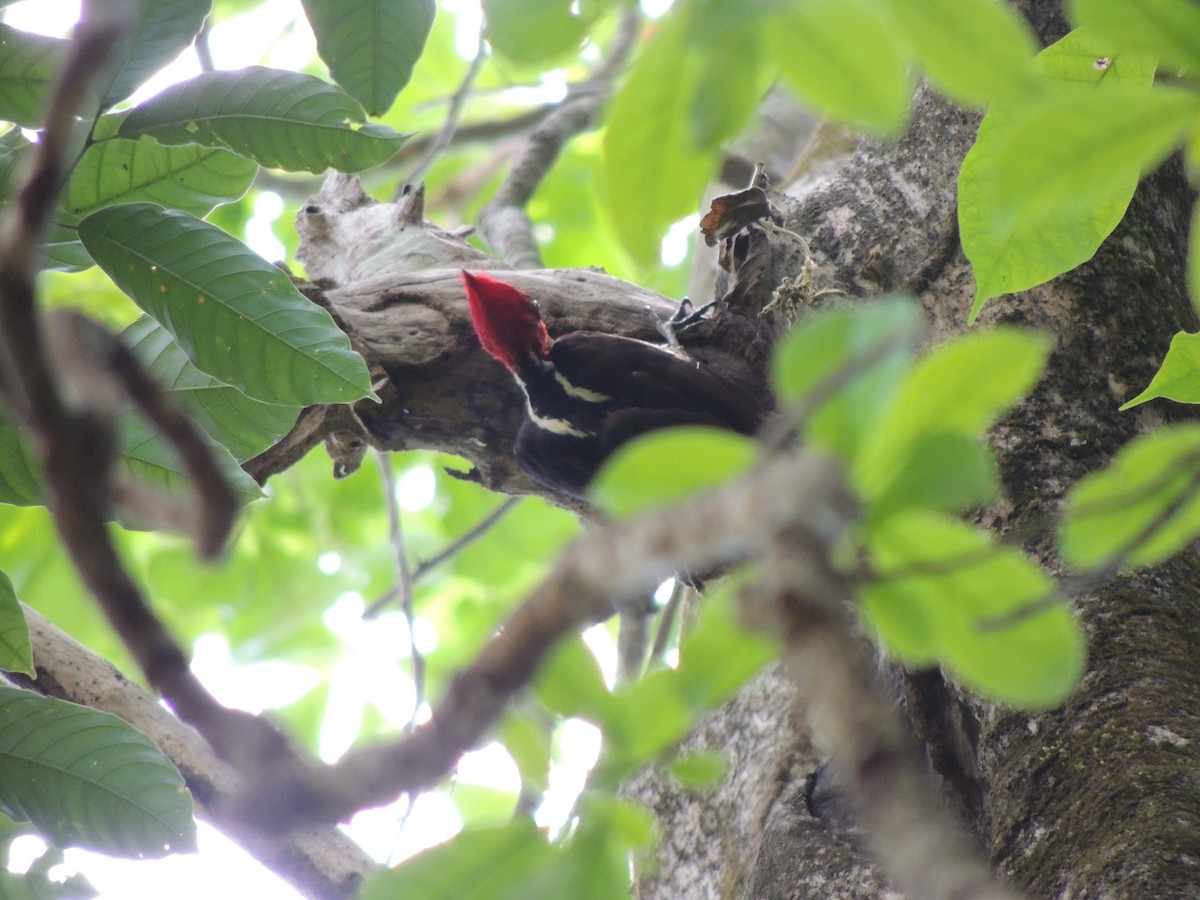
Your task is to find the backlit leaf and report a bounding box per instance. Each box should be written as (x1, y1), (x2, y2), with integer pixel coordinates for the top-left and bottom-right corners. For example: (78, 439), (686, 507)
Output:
(767, 0), (911, 136)
(590, 426), (758, 518)
(885, 0), (1039, 105)
(863, 511), (1084, 708)
(1070, 0), (1200, 75)
(770, 297), (923, 465)
(1060, 424), (1200, 568)
(856, 328), (1049, 498)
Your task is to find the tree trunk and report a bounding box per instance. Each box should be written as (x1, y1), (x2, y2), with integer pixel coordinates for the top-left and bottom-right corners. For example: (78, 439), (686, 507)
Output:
(630, 4), (1200, 898)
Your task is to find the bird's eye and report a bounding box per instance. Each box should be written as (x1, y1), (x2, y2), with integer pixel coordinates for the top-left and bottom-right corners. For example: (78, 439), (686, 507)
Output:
(531, 300), (541, 311)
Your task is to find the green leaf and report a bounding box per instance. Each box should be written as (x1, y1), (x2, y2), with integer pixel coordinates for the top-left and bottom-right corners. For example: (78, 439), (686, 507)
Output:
(869, 432), (999, 522)
(766, 0), (911, 136)
(0, 401), (41, 506)
(0, 572), (32, 676)
(0, 25), (67, 128)
(605, 670), (694, 765)
(855, 328), (1050, 498)
(361, 819), (555, 900)
(884, 0), (1039, 105)
(523, 794), (652, 898)
(120, 316), (301, 461)
(962, 31), (1158, 319)
(77, 203), (373, 406)
(118, 413), (265, 508)
(1060, 424), (1200, 568)
(40, 224), (93, 273)
(991, 88), (1200, 233)
(1069, 0), (1200, 75)
(95, 0), (212, 108)
(533, 635), (611, 722)
(673, 579), (776, 708)
(1192, 201), (1200, 313)
(686, 10), (764, 149)
(64, 133), (257, 223)
(667, 750), (728, 790)
(0, 687), (196, 857)
(302, 0), (435, 114)
(483, 0), (588, 64)
(0, 812), (96, 899)
(118, 67), (411, 174)
(770, 296), (924, 465)
(498, 710), (551, 795)
(603, 8), (714, 267)
(862, 511), (1085, 708)
(1122, 330), (1200, 409)
(590, 426), (758, 518)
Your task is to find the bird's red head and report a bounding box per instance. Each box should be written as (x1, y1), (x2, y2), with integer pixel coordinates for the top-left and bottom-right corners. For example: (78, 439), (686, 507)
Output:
(460, 270), (550, 371)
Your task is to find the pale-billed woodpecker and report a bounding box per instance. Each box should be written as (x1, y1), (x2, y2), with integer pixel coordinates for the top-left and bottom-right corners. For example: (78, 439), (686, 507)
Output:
(460, 270), (769, 498)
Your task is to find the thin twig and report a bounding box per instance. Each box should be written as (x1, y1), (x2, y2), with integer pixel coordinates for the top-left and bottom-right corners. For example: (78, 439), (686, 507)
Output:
(476, 6), (643, 268)
(650, 578), (685, 662)
(404, 29), (488, 188)
(374, 449), (425, 733)
(363, 495), (521, 618)
(234, 451), (853, 829)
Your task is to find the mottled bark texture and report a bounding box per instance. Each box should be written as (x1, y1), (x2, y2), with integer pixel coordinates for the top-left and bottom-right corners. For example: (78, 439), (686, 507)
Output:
(269, 0), (1200, 892)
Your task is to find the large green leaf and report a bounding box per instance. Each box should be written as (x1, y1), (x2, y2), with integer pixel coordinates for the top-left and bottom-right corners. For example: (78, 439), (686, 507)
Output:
(0, 572), (32, 677)
(1122, 330), (1200, 409)
(1070, 0), (1200, 75)
(118, 67), (411, 173)
(95, 0), (212, 108)
(118, 413), (265, 508)
(120, 316), (300, 461)
(64, 131), (257, 223)
(590, 426), (758, 518)
(603, 8), (714, 267)
(302, 0), (435, 114)
(0, 687), (196, 858)
(962, 32), (1160, 319)
(990, 88), (1200, 232)
(855, 328), (1050, 498)
(770, 297), (923, 465)
(1060, 424), (1200, 568)
(868, 431), (999, 522)
(77, 203), (373, 406)
(766, 0), (911, 136)
(885, 0), (1039, 105)
(0, 25), (67, 128)
(0, 401), (41, 506)
(862, 511), (1084, 708)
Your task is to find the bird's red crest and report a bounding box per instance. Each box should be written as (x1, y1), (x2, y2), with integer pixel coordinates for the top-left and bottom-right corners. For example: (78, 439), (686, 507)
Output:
(460, 270), (549, 370)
